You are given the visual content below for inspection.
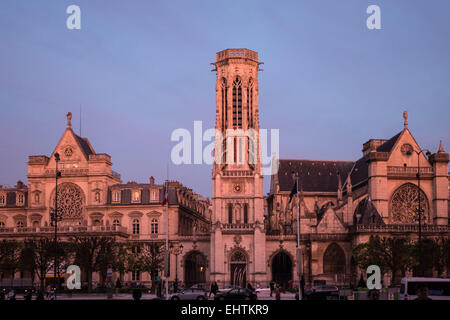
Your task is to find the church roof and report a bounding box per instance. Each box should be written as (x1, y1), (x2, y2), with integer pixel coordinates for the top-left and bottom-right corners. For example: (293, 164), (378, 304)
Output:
(348, 156), (369, 188)
(354, 197), (385, 225)
(376, 131), (402, 152)
(277, 159), (354, 193)
(74, 134), (95, 157)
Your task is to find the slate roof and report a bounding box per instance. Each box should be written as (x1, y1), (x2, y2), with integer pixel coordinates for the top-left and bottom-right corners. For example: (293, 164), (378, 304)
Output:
(354, 197), (385, 225)
(277, 160), (354, 193)
(376, 131), (402, 153)
(74, 134), (95, 157)
(108, 184), (176, 205)
(348, 156), (369, 188)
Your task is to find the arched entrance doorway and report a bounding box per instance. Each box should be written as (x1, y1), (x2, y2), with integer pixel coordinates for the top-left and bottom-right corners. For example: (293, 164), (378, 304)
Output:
(271, 251), (293, 288)
(323, 243), (346, 284)
(230, 251), (247, 288)
(184, 251), (206, 288)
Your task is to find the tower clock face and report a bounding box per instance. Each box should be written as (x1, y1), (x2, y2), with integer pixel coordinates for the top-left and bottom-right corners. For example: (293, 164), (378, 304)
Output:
(233, 184), (241, 193)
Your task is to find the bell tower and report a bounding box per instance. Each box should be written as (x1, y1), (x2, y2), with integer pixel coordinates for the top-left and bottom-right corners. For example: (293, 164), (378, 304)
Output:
(210, 49), (266, 287)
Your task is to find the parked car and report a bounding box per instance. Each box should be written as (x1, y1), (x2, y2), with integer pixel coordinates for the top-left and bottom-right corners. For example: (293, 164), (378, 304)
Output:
(255, 286), (271, 295)
(217, 286), (234, 294)
(304, 285), (339, 300)
(169, 287), (207, 300)
(214, 287), (257, 301)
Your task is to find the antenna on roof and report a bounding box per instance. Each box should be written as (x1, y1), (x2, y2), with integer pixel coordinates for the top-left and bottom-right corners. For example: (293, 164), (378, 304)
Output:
(79, 105), (82, 136)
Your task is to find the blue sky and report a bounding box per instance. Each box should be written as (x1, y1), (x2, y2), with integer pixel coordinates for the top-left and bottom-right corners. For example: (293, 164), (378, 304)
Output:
(0, 0), (449, 197)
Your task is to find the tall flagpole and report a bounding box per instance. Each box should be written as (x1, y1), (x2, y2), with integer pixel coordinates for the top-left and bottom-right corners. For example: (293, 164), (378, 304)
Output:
(165, 164), (169, 298)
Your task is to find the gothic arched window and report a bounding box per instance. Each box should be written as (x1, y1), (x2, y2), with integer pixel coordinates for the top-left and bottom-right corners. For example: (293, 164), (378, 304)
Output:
(243, 204), (248, 224)
(232, 77), (242, 128)
(228, 203), (233, 224)
(323, 243), (346, 275)
(247, 78), (253, 128)
(221, 78), (227, 131)
(391, 183), (429, 224)
(112, 219), (120, 227)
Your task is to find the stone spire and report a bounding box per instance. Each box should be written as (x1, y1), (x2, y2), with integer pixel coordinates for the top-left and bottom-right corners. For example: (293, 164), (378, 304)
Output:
(403, 110), (408, 129)
(346, 173), (352, 196)
(67, 112), (72, 128)
(438, 140), (445, 153)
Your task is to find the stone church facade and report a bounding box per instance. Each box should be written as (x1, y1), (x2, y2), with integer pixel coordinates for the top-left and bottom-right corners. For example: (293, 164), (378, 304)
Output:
(0, 48), (449, 289)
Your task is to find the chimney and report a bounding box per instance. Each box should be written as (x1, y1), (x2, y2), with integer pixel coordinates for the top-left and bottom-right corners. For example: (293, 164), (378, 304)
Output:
(150, 176), (155, 185)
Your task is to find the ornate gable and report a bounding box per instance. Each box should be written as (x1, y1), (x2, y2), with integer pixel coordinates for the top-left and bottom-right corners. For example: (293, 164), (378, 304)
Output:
(316, 207), (346, 233)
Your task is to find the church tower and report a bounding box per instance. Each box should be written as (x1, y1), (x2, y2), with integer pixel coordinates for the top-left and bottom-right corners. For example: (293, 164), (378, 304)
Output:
(210, 49), (266, 287)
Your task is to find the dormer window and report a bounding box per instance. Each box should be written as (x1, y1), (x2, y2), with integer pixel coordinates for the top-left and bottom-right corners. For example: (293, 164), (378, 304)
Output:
(113, 191), (120, 203)
(132, 190), (141, 202)
(151, 190), (158, 201)
(17, 193), (24, 206)
(0, 193), (5, 206)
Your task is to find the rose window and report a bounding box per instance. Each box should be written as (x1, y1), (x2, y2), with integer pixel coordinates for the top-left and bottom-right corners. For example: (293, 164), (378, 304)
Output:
(51, 183), (84, 220)
(391, 183), (429, 223)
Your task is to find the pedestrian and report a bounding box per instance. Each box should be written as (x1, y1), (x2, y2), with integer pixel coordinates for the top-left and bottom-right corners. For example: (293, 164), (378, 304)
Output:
(156, 280), (162, 298)
(0, 289), (5, 300)
(24, 289), (33, 301)
(275, 285), (281, 300)
(115, 278), (122, 289)
(269, 281), (274, 297)
(132, 288), (142, 301)
(415, 286), (432, 300)
(209, 281), (218, 298)
(368, 289), (380, 300)
(173, 281), (178, 293)
(36, 290), (44, 300)
(7, 289), (16, 300)
(247, 282), (254, 293)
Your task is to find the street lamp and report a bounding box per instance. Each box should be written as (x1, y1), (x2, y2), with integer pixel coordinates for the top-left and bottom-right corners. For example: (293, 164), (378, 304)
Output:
(53, 152), (62, 298)
(409, 148), (431, 276)
(291, 171), (302, 300)
(170, 243), (183, 292)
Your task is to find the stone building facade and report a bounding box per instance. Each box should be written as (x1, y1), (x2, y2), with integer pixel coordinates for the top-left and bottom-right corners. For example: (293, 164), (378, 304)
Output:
(0, 48), (449, 289)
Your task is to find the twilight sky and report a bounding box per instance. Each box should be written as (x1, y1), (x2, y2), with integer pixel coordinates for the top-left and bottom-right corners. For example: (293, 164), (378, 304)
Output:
(0, 0), (449, 198)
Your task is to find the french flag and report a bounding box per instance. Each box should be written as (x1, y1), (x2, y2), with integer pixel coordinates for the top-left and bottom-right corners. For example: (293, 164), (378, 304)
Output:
(162, 183), (168, 206)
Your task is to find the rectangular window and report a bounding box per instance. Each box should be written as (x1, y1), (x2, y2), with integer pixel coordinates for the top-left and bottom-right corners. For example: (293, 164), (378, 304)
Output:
(0, 195), (5, 205)
(113, 191), (120, 202)
(228, 204), (233, 224)
(18, 194), (24, 205)
(244, 204), (248, 224)
(132, 271), (140, 281)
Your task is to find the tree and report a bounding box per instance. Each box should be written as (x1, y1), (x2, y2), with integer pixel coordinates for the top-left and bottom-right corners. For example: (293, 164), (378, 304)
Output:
(126, 242), (165, 292)
(379, 237), (413, 285)
(352, 236), (413, 286)
(411, 237), (450, 277)
(0, 240), (21, 284)
(71, 236), (116, 292)
(19, 238), (69, 291)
